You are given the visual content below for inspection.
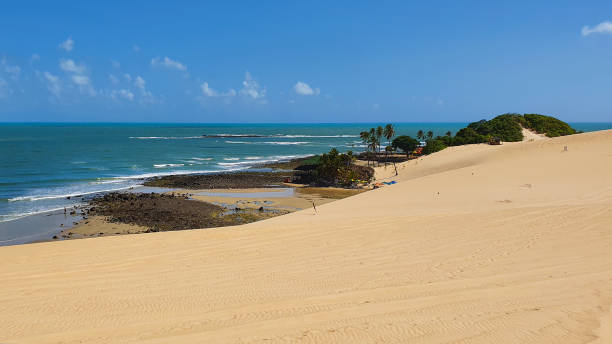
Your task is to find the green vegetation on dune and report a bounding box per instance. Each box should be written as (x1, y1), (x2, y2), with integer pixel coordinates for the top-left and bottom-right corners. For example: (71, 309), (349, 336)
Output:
(450, 127), (486, 146)
(454, 113), (525, 144)
(523, 114), (577, 137)
(382, 113), (576, 159)
(453, 113), (576, 145)
(467, 114), (525, 142)
(422, 138), (447, 154)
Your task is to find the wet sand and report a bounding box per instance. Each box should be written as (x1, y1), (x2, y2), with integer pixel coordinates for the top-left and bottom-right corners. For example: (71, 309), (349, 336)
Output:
(182, 187), (366, 213)
(0, 208), (85, 245)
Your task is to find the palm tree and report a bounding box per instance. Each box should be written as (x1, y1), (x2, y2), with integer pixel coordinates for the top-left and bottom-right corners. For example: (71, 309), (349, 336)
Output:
(383, 124), (395, 146)
(369, 127), (379, 166)
(375, 126), (384, 153)
(360, 131), (371, 166)
(417, 130), (424, 141)
(445, 130), (452, 137)
(360, 130), (370, 145)
(383, 124), (395, 166)
(427, 130), (434, 140)
(368, 135), (378, 155)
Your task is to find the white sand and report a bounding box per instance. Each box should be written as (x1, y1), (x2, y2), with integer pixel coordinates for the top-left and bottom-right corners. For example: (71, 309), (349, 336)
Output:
(1, 130), (612, 343)
(522, 127), (547, 141)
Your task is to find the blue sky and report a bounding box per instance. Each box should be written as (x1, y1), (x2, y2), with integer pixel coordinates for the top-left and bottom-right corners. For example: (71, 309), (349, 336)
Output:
(1, 1), (611, 122)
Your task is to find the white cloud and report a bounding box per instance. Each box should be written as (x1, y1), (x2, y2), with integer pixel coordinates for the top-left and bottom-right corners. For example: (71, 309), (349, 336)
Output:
(200, 82), (236, 98)
(59, 37), (74, 51)
(30, 54), (40, 63)
(43, 71), (61, 98)
(123, 73), (132, 82)
(58, 59), (96, 96)
(225, 88), (237, 97)
(0, 77), (8, 98)
(6, 65), (21, 80)
(582, 21), (612, 36)
(109, 74), (119, 84)
(151, 56), (187, 71)
(201, 82), (218, 97)
(293, 81), (320, 96)
(197, 73), (266, 105)
(71, 75), (96, 96)
(110, 59), (121, 68)
(59, 59), (86, 74)
(240, 71), (266, 99)
(134, 75), (154, 102)
(133, 45), (141, 52)
(109, 89), (134, 101)
(71, 75), (90, 86)
(1, 59), (21, 81)
(134, 76), (146, 90)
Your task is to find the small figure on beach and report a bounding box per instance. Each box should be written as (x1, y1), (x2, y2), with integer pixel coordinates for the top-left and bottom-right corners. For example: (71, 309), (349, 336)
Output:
(312, 202), (317, 214)
(564, 146), (568, 152)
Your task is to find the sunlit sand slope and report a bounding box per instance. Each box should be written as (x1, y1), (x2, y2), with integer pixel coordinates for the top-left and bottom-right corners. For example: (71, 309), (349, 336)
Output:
(1, 130), (612, 343)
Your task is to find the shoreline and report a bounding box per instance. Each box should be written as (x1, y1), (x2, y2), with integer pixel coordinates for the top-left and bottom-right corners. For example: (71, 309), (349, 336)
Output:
(1, 155), (372, 246)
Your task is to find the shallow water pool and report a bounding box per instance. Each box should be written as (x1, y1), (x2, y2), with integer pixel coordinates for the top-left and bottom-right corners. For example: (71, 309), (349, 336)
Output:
(196, 188), (294, 198)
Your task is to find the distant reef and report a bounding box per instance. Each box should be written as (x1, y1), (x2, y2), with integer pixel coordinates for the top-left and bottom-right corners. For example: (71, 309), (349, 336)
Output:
(201, 134), (267, 138)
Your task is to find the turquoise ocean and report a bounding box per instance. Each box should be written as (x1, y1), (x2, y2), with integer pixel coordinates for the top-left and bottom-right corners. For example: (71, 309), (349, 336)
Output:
(1, 122), (611, 244)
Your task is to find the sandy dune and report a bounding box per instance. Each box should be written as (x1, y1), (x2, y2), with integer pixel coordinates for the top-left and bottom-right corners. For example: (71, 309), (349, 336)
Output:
(2, 130), (612, 343)
(521, 128), (547, 141)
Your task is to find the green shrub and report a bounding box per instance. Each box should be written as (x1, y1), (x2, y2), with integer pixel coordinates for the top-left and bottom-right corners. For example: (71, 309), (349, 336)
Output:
(451, 113), (576, 146)
(423, 139), (447, 154)
(465, 113), (524, 142)
(452, 127), (487, 145)
(314, 148), (372, 186)
(523, 114), (576, 137)
(299, 155), (322, 165)
(392, 135), (419, 153)
(436, 135), (453, 147)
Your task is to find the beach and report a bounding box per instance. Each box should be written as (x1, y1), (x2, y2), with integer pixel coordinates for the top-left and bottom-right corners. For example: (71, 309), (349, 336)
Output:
(63, 186), (365, 240)
(1, 129), (611, 342)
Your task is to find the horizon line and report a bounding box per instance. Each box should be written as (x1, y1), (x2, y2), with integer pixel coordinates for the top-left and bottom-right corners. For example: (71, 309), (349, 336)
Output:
(1, 121), (611, 125)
